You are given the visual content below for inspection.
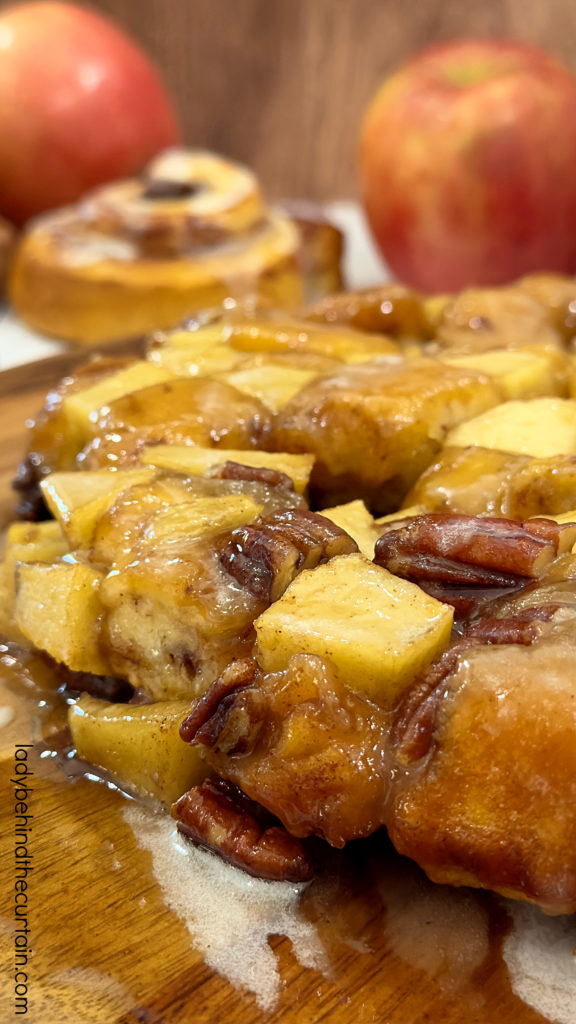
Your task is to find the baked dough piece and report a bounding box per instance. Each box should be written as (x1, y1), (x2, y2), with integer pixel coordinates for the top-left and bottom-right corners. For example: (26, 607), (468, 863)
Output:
(302, 282), (431, 338)
(405, 446), (576, 519)
(274, 360), (502, 513)
(9, 149), (339, 345)
(388, 609), (576, 913)
(430, 284), (561, 352)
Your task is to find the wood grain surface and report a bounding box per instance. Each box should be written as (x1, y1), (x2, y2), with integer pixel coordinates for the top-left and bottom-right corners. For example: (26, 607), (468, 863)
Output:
(0, 355), (557, 1024)
(2, 0), (573, 200)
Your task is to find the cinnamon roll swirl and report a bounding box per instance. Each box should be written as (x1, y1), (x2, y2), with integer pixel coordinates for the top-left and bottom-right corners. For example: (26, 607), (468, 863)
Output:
(10, 149), (340, 344)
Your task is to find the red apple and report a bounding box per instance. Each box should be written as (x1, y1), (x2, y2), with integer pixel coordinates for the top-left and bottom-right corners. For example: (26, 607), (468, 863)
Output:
(0, 2), (180, 225)
(359, 40), (576, 292)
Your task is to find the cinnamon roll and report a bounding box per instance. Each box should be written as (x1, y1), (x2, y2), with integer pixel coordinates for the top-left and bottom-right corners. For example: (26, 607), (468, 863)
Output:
(9, 149), (340, 345)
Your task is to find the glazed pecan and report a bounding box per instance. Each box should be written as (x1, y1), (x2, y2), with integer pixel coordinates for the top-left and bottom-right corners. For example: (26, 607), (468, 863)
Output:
(219, 508), (358, 601)
(12, 456), (50, 522)
(172, 778), (316, 882)
(41, 653), (134, 702)
(210, 460), (295, 492)
(374, 514), (574, 586)
(464, 604), (563, 645)
(522, 517), (576, 553)
(391, 642), (477, 764)
(180, 660), (261, 754)
(416, 581), (525, 619)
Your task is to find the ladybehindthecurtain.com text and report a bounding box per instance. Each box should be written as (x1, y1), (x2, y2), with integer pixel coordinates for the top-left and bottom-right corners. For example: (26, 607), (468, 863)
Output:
(13, 744), (33, 1016)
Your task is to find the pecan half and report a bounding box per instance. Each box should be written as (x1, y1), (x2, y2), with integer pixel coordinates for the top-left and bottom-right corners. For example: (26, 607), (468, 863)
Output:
(464, 604), (563, 645)
(219, 508), (358, 601)
(180, 660), (262, 754)
(41, 653), (134, 702)
(210, 460), (295, 492)
(374, 514), (571, 587)
(12, 456), (50, 522)
(391, 642), (478, 764)
(172, 779), (316, 882)
(523, 518), (576, 554)
(417, 581), (525, 619)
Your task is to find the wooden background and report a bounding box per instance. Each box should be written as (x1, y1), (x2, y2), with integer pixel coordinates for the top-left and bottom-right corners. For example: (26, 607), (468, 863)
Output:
(28, 0), (576, 199)
(2, 0), (576, 198)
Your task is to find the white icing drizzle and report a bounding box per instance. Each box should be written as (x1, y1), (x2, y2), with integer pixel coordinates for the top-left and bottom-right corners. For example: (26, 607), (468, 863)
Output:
(503, 901), (576, 1024)
(124, 804), (328, 1012)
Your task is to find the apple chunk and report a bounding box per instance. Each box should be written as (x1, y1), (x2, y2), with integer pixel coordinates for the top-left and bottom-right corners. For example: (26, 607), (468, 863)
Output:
(319, 500), (379, 558)
(0, 562), (17, 640)
(69, 696), (207, 806)
(41, 467), (156, 548)
(5, 519), (68, 574)
(148, 325), (244, 377)
(255, 553), (453, 705)
(445, 398), (576, 457)
(140, 444), (315, 495)
(217, 363), (321, 412)
(1, 521), (68, 640)
(440, 348), (569, 401)
(162, 315), (400, 363)
(61, 361), (173, 447)
(143, 494), (263, 544)
(3, 519), (69, 614)
(14, 561), (109, 674)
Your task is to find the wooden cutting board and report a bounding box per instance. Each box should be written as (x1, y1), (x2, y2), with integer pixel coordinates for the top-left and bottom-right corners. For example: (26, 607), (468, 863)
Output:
(0, 353), (559, 1024)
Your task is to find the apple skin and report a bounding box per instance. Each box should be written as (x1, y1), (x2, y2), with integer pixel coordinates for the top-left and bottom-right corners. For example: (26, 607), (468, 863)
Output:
(359, 40), (576, 293)
(0, 2), (180, 225)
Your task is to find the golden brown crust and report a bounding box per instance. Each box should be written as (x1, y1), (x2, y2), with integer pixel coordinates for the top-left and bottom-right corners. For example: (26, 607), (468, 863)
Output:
(302, 282), (430, 337)
(274, 361), (502, 513)
(406, 446), (576, 518)
(388, 611), (576, 911)
(82, 377), (274, 470)
(184, 653), (393, 848)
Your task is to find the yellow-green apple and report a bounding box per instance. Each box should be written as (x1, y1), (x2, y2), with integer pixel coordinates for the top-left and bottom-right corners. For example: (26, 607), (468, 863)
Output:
(359, 40), (576, 292)
(0, 2), (180, 225)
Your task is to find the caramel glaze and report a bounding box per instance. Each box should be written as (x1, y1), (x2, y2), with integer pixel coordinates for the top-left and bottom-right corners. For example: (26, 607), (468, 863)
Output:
(406, 445), (576, 519)
(274, 360), (502, 513)
(389, 607), (576, 914)
(82, 377), (274, 470)
(9, 344), (576, 916)
(181, 653), (394, 850)
(182, 553), (576, 914)
(94, 492), (354, 702)
(13, 356), (135, 518)
(3, 634), (519, 1023)
(15, 353), (503, 518)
